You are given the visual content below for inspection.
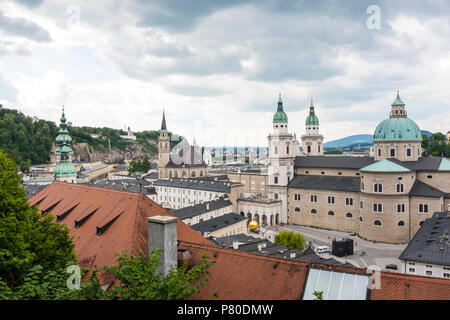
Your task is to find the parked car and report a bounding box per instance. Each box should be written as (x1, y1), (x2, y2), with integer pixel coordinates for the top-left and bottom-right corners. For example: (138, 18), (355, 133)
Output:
(385, 264), (398, 270)
(316, 246), (330, 254)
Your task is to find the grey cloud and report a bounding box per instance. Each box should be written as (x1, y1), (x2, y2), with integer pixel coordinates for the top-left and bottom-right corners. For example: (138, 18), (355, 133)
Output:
(166, 84), (230, 97)
(0, 10), (51, 42)
(14, 0), (43, 8)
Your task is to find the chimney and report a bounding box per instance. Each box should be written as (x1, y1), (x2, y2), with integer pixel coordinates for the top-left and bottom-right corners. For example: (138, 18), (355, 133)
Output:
(147, 216), (178, 276)
(206, 203), (210, 211)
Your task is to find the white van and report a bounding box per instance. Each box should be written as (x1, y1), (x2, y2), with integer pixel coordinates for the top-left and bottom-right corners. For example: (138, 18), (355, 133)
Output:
(316, 246), (330, 254)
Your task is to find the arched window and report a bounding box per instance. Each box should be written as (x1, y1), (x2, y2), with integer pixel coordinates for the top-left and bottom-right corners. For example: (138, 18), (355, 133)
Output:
(419, 221), (424, 227)
(374, 220), (382, 226)
(274, 146), (278, 154)
(311, 209), (317, 214)
(346, 213), (353, 218)
(328, 211), (335, 216)
(307, 146), (311, 153)
(169, 171), (173, 179)
(398, 221), (405, 227)
(200, 171), (204, 176)
(359, 216), (363, 222)
(295, 207), (300, 212)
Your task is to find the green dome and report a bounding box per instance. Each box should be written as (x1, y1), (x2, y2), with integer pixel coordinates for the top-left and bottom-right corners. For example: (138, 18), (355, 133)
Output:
(273, 110), (288, 123)
(305, 99), (319, 125)
(55, 134), (72, 143)
(374, 117), (422, 141)
(305, 114), (319, 125)
(54, 161), (76, 176)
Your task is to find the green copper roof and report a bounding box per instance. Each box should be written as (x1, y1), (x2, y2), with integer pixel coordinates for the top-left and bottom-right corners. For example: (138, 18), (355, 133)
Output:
(391, 91), (405, 106)
(360, 159), (411, 172)
(273, 94), (288, 123)
(374, 117), (422, 141)
(55, 107), (76, 178)
(438, 158), (450, 171)
(305, 99), (319, 125)
(54, 161), (77, 176)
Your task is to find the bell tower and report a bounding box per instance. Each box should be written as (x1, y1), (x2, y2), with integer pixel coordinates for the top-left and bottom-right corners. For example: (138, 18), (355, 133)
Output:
(267, 93), (295, 224)
(301, 99), (324, 156)
(158, 109), (171, 179)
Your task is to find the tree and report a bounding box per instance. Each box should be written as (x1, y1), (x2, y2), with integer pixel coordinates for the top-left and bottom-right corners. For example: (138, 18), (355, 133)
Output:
(274, 231), (306, 250)
(102, 249), (215, 300)
(324, 150), (343, 155)
(0, 150), (76, 287)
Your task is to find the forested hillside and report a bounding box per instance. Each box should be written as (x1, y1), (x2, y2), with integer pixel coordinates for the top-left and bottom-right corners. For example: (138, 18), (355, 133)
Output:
(0, 105), (167, 166)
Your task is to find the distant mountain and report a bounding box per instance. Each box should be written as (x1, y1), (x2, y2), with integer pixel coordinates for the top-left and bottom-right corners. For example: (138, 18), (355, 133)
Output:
(324, 134), (373, 150)
(324, 131), (433, 150)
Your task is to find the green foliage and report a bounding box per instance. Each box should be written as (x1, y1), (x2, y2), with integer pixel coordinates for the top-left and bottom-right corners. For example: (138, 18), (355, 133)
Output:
(422, 133), (450, 157)
(103, 249), (215, 300)
(274, 231), (306, 250)
(0, 108), (57, 165)
(128, 156), (151, 174)
(0, 150), (76, 287)
(324, 150), (344, 155)
(313, 290), (324, 300)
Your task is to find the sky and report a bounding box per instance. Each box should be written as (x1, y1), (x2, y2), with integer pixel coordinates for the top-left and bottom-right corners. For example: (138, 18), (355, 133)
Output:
(0, 0), (449, 147)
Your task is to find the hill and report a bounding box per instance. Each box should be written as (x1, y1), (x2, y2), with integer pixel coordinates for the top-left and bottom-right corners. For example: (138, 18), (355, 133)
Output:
(324, 131), (433, 150)
(0, 105), (179, 166)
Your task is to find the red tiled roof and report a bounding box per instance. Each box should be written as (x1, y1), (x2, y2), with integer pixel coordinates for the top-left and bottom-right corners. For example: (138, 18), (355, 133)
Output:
(28, 182), (213, 284)
(371, 271), (450, 300)
(178, 241), (450, 300)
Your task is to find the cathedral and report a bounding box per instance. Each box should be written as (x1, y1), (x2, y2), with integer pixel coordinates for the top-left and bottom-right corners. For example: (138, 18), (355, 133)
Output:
(266, 91), (449, 244)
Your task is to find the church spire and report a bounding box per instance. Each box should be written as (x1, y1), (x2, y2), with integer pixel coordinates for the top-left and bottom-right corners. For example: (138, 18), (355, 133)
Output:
(54, 106), (76, 182)
(160, 109), (167, 131)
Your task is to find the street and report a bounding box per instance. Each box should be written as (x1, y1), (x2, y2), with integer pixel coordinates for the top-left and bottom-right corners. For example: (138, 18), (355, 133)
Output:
(269, 224), (407, 272)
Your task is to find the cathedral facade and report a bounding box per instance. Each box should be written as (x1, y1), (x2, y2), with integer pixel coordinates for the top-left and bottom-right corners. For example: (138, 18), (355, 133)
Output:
(261, 92), (449, 244)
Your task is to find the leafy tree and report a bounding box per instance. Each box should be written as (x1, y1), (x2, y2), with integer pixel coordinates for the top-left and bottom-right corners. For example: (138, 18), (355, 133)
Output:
(0, 150), (76, 287)
(102, 249), (215, 300)
(422, 132), (449, 157)
(274, 231), (306, 250)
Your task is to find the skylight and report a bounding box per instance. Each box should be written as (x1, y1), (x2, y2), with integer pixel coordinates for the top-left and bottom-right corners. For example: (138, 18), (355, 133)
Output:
(302, 268), (369, 300)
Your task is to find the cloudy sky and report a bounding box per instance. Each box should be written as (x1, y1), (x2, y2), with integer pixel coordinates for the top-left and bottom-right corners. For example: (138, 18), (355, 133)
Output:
(0, 0), (449, 147)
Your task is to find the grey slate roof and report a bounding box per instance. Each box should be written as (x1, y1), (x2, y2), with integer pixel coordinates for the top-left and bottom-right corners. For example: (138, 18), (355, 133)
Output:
(211, 234), (261, 248)
(152, 178), (239, 193)
(294, 156), (374, 169)
(390, 157), (444, 172)
(25, 184), (48, 199)
(170, 197), (233, 220)
(190, 213), (247, 234)
(399, 212), (450, 266)
(288, 175), (361, 192)
(295, 155), (446, 172)
(409, 180), (446, 198)
(90, 179), (153, 195)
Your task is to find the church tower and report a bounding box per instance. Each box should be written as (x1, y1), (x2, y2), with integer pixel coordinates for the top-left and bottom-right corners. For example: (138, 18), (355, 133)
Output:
(158, 110), (171, 179)
(267, 93), (295, 224)
(301, 99), (324, 156)
(54, 107), (77, 183)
